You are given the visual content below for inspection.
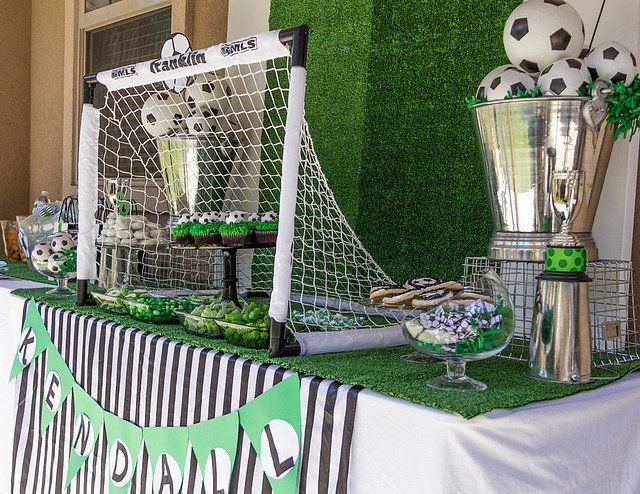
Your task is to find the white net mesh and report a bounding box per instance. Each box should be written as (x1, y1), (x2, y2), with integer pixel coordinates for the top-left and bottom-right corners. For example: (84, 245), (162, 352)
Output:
(92, 38), (405, 350)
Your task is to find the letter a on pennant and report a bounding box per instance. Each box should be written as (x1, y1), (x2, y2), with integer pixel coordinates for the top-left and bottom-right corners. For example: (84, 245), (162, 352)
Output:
(10, 299), (51, 381)
(104, 411), (143, 494)
(143, 426), (189, 494)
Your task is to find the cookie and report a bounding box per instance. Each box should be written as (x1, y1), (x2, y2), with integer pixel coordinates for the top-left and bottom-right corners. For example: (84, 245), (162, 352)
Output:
(411, 289), (454, 308)
(403, 277), (441, 290)
(370, 285), (407, 302)
(382, 289), (425, 306)
(451, 287), (493, 303)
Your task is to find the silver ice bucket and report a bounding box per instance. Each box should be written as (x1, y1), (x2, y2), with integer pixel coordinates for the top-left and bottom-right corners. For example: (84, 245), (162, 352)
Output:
(470, 97), (614, 261)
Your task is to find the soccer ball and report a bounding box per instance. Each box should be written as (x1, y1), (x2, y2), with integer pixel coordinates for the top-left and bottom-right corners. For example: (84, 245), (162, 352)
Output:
(584, 42), (638, 85)
(31, 242), (53, 263)
(226, 211), (245, 224)
(199, 213), (215, 224)
(189, 213), (202, 222)
(184, 74), (231, 115)
(261, 211), (278, 222)
(50, 232), (76, 252)
(177, 213), (191, 224)
(539, 57), (590, 96)
(476, 65), (523, 100)
(185, 108), (220, 135)
(503, 0), (584, 75)
(161, 33), (193, 93)
(47, 253), (65, 274)
(485, 67), (536, 101)
(141, 92), (190, 138)
(247, 213), (260, 222)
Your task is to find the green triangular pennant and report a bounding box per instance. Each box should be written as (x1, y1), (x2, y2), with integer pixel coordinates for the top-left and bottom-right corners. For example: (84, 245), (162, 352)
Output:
(40, 344), (74, 434)
(104, 411), (143, 494)
(239, 374), (301, 494)
(143, 426), (189, 494)
(10, 299), (51, 381)
(189, 412), (239, 494)
(65, 385), (104, 488)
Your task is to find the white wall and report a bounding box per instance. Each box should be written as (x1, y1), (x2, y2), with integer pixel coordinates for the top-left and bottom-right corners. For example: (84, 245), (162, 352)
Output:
(226, 0), (640, 261)
(569, 0), (640, 260)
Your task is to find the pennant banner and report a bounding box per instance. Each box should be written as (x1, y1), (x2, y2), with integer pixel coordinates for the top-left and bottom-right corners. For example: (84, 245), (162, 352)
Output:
(239, 374), (302, 494)
(104, 411), (143, 494)
(10, 299), (51, 381)
(144, 426), (190, 494)
(40, 344), (75, 434)
(189, 411), (239, 494)
(65, 385), (105, 488)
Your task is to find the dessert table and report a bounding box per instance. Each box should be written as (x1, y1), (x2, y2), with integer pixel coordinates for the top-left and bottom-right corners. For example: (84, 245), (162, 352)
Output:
(2, 271), (640, 493)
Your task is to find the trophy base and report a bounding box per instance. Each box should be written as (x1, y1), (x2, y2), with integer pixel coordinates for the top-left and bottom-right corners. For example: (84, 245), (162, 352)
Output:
(488, 232), (598, 262)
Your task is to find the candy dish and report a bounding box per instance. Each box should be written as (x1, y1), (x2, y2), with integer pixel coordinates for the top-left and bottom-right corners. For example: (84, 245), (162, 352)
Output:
(402, 270), (514, 391)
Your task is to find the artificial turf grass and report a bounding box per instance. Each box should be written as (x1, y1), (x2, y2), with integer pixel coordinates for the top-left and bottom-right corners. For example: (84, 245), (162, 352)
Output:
(11, 286), (640, 419)
(0, 258), (56, 285)
(270, 0), (522, 282)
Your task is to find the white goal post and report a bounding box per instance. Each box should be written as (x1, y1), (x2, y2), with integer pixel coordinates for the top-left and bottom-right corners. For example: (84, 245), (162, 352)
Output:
(76, 26), (407, 356)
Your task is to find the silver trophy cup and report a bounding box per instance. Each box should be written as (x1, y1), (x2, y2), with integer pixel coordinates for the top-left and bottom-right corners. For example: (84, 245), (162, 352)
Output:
(470, 90), (613, 261)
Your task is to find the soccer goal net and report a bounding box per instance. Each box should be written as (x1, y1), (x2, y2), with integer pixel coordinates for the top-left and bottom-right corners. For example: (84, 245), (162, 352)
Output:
(77, 27), (408, 355)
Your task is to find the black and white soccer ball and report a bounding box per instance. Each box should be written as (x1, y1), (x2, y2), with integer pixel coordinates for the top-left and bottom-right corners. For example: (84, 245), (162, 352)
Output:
(476, 65), (523, 100)
(261, 211), (278, 222)
(184, 74), (231, 115)
(199, 213), (215, 224)
(177, 214), (191, 224)
(141, 92), (190, 137)
(485, 67), (536, 101)
(247, 213), (260, 222)
(31, 242), (53, 263)
(189, 213), (203, 222)
(47, 253), (65, 274)
(185, 108), (220, 135)
(503, 0), (584, 75)
(226, 211), (245, 224)
(50, 232), (76, 253)
(584, 42), (638, 85)
(161, 33), (193, 93)
(539, 57), (590, 96)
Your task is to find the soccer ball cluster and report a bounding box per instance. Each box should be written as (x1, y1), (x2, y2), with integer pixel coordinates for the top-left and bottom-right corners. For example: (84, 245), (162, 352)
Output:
(30, 232), (77, 276)
(477, 0), (637, 101)
(176, 211), (278, 225)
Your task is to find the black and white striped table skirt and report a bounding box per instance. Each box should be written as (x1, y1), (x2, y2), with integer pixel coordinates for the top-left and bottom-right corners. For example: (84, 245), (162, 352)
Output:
(12, 302), (361, 493)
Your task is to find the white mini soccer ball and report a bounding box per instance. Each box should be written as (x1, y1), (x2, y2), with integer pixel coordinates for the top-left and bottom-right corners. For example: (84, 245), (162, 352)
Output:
(190, 213), (202, 222)
(199, 213), (214, 224)
(476, 65), (523, 100)
(185, 108), (221, 135)
(47, 253), (65, 274)
(585, 42), (638, 85)
(184, 74), (231, 115)
(218, 212), (228, 222)
(141, 92), (190, 138)
(485, 67), (536, 101)
(539, 57), (590, 96)
(226, 211), (245, 224)
(261, 211), (278, 222)
(177, 214), (191, 224)
(247, 213), (260, 222)
(50, 232), (76, 252)
(503, 0), (584, 75)
(31, 242), (53, 263)
(161, 33), (193, 93)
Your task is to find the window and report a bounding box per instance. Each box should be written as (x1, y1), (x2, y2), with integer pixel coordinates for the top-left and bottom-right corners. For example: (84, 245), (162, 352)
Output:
(85, 0), (124, 13)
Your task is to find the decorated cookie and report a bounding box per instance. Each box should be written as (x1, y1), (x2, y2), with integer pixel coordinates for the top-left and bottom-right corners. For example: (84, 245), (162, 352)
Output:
(370, 285), (407, 302)
(412, 289), (454, 308)
(382, 289), (424, 306)
(403, 277), (441, 290)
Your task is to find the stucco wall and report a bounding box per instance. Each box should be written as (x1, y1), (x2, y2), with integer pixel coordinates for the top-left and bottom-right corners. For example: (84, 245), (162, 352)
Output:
(0, 0), (31, 219)
(30, 0), (65, 203)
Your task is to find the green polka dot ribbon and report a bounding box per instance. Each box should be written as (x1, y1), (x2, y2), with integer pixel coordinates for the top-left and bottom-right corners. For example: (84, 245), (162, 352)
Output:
(545, 246), (587, 273)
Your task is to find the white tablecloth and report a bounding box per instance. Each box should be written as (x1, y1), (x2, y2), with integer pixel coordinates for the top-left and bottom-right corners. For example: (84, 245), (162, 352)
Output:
(2, 277), (639, 493)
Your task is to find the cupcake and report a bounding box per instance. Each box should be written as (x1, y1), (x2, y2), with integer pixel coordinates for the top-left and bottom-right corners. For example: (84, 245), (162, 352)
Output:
(171, 214), (195, 244)
(219, 211), (249, 245)
(253, 211), (278, 244)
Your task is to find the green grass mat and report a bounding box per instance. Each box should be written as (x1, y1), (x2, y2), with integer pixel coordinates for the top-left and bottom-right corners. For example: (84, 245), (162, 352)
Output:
(0, 258), (56, 285)
(11, 286), (640, 419)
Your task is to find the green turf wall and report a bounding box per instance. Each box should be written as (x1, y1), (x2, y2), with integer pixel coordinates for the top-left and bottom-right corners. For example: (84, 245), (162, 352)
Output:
(270, 0), (521, 282)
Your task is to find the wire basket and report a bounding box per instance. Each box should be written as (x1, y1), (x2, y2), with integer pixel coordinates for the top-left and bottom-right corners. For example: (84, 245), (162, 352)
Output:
(464, 257), (639, 366)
